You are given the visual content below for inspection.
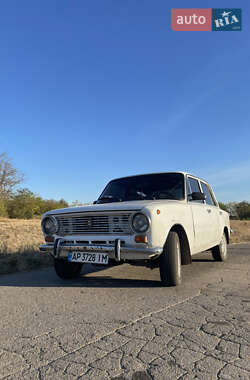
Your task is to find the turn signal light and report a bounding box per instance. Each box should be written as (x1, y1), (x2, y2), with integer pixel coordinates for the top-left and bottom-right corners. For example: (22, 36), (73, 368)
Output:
(45, 236), (54, 243)
(135, 235), (147, 243)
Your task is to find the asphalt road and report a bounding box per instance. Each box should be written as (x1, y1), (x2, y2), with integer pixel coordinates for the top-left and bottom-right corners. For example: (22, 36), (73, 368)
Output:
(0, 244), (249, 380)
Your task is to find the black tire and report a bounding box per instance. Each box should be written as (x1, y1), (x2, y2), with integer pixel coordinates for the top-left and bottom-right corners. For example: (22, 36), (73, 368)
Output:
(159, 231), (182, 286)
(211, 233), (228, 262)
(54, 258), (82, 279)
(108, 259), (122, 266)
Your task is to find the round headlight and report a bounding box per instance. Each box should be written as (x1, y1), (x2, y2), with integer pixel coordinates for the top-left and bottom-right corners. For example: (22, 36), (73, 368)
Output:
(41, 216), (58, 235)
(132, 213), (150, 233)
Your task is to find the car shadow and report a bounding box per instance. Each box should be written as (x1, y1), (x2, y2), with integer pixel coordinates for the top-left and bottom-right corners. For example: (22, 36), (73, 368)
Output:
(0, 247), (239, 289)
(0, 263), (163, 288)
(75, 276), (162, 288)
(192, 258), (213, 262)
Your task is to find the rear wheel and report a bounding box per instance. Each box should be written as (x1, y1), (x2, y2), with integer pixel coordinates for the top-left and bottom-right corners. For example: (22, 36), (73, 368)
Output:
(211, 233), (228, 261)
(159, 231), (182, 286)
(54, 259), (82, 279)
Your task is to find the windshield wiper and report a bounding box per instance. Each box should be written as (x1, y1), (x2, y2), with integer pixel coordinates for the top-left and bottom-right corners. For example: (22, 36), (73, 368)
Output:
(97, 195), (123, 204)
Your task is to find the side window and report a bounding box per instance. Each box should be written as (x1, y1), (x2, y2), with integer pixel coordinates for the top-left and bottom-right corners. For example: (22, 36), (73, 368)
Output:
(187, 177), (203, 203)
(186, 179), (191, 197)
(201, 182), (216, 206)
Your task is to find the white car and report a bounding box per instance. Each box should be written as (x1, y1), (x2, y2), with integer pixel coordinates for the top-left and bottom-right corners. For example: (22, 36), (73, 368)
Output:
(40, 172), (230, 286)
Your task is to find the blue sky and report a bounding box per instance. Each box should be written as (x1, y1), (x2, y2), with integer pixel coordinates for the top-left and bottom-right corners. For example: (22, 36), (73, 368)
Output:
(0, 1), (249, 204)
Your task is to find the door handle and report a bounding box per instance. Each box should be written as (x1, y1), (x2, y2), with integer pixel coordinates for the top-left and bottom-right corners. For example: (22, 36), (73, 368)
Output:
(207, 209), (212, 213)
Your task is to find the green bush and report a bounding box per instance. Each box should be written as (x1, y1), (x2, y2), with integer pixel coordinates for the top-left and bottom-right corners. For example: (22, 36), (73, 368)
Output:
(6, 188), (69, 219)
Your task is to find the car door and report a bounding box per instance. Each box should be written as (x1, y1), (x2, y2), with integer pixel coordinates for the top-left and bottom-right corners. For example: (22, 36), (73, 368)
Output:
(187, 176), (212, 253)
(200, 181), (220, 245)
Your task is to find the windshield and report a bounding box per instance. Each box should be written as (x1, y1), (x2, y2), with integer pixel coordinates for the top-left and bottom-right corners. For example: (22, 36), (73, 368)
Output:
(97, 173), (185, 203)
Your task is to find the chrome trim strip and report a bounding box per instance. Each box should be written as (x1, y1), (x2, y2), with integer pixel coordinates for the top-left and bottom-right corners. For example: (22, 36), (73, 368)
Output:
(40, 244), (54, 252)
(56, 239), (62, 258)
(114, 239), (121, 261)
(49, 209), (141, 216)
(39, 243), (162, 257)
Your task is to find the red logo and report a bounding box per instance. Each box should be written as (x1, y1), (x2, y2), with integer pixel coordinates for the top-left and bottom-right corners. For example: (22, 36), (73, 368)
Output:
(171, 9), (211, 31)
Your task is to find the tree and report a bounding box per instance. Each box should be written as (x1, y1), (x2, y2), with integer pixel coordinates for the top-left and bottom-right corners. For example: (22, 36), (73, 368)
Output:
(235, 201), (250, 220)
(218, 202), (228, 212)
(0, 197), (7, 217)
(40, 198), (68, 214)
(227, 202), (238, 219)
(71, 200), (84, 207)
(0, 152), (24, 199)
(6, 189), (69, 219)
(7, 188), (37, 219)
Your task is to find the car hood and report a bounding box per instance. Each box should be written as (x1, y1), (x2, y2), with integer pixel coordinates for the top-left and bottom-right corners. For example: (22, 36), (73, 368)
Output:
(44, 199), (185, 216)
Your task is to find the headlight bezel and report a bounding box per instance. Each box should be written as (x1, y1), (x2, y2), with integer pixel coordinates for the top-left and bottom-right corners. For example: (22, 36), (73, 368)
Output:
(41, 216), (59, 236)
(131, 212), (150, 234)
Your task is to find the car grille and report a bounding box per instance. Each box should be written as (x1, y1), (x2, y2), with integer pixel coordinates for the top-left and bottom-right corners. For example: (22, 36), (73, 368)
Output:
(55, 213), (133, 236)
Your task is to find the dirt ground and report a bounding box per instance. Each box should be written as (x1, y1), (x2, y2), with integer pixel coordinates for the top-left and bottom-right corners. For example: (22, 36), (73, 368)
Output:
(0, 218), (249, 275)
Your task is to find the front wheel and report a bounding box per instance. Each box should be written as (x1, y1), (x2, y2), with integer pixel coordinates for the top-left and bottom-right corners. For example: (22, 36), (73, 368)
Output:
(54, 258), (83, 279)
(159, 231), (182, 286)
(211, 233), (228, 261)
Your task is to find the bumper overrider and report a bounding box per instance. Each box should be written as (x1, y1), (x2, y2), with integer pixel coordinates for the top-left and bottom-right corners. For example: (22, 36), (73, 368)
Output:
(39, 239), (163, 261)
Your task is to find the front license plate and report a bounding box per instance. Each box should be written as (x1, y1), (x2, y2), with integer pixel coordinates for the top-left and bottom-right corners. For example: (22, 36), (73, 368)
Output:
(68, 252), (109, 265)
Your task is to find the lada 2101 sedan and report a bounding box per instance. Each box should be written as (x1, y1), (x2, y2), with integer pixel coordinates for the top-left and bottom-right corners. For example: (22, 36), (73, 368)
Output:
(39, 172), (230, 286)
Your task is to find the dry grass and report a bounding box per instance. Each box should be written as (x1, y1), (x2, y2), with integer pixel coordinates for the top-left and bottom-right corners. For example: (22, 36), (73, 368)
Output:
(0, 218), (52, 275)
(0, 218), (249, 275)
(230, 220), (250, 243)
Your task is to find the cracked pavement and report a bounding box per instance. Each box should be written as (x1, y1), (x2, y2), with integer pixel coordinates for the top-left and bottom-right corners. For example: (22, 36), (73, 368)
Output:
(0, 244), (249, 379)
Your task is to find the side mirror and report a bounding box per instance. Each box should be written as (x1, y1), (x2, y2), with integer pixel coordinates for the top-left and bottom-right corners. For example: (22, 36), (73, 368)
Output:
(93, 200), (97, 204)
(191, 192), (206, 201)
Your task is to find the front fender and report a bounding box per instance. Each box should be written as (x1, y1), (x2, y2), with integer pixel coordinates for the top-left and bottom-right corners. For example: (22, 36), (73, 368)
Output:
(143, 203), (195, 252)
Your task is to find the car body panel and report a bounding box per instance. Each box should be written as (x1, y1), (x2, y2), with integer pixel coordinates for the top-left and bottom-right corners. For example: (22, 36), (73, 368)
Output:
(40, 172), (230, 262)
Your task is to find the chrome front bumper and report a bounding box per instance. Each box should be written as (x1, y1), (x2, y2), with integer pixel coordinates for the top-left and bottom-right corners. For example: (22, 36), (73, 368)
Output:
(39, 239), (162, 261)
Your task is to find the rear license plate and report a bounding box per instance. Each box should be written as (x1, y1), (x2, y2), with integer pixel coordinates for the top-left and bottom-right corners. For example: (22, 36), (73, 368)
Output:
(68, 252), (109, 265)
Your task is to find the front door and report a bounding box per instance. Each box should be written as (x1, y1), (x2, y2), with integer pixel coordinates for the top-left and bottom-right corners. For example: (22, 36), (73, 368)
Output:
(200, 181), (220, 246)
(187, 177), (212, 253)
